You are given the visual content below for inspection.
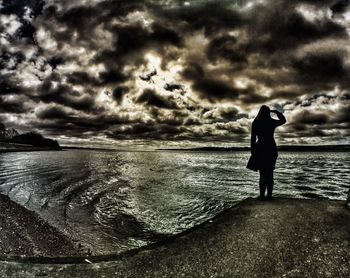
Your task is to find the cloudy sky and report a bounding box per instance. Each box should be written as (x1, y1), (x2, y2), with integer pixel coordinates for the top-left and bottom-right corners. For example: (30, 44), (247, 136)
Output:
(0, 0), (349, 149)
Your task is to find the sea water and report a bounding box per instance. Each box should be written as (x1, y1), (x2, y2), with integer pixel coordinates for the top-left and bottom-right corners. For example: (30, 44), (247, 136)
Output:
(0, 150), (348, 254)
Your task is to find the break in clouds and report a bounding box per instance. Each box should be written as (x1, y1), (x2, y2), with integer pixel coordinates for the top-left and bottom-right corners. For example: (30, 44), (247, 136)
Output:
(0, 0), (350, 148)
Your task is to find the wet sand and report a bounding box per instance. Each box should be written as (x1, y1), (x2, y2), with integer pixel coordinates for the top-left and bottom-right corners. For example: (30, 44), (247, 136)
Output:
(0, 194), (83, 258)
(0, 197), (349, 277)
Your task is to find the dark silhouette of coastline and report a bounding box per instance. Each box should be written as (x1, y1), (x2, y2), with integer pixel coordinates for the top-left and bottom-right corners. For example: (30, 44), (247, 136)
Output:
(62, 146), (114, 151)
(9, 132), (61, 150)
(0, 122), (61, 151)
(157, 145), (350, 152)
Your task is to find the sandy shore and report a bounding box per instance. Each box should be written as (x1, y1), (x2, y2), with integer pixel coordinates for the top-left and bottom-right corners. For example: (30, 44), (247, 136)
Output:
(0, 197), (349, 277)
(0, 194), (84, 258)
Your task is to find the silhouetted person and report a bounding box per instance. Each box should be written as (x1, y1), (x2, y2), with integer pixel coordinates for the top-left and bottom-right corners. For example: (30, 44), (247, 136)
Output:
(247, 105), (286, 200)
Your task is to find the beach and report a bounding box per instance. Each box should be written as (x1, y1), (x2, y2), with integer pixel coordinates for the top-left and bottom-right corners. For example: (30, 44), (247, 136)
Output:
(0, 194), (84, 258)
(0, 197), (349, 277)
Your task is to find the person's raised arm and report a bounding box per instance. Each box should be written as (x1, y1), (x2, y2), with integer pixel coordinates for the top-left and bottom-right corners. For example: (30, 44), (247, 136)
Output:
(250, 123), (257, 154)
(271, 110), (286, 127)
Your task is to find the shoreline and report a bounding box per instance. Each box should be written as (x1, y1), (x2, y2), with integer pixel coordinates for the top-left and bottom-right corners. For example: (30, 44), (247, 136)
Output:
(0, 142), (61, 153)
(0, 148), (61, 153)
(157, 144), (350, 152)
(2, 148), (350, 153)
(0, 194), (86, 258)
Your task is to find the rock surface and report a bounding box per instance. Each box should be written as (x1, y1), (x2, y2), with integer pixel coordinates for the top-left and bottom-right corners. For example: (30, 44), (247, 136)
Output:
(0, 197), (349, 277)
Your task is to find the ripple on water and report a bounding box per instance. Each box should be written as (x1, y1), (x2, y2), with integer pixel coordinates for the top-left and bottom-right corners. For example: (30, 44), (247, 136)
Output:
(300, 192), (325, 199)
(0, 150), (348, 255)
(294, 185), (317, 191)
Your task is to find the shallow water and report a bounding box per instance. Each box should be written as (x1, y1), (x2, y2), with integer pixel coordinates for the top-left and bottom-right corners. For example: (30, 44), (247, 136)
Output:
(0, 150), (349, 254)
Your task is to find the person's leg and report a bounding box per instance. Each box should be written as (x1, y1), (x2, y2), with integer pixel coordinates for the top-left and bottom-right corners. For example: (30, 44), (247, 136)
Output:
(259, 169), (267, 199)
(266, 169), (274, 200)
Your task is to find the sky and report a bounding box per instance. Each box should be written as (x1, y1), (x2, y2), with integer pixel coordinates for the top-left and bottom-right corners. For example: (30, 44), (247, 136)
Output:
(0, 0), (349, 149)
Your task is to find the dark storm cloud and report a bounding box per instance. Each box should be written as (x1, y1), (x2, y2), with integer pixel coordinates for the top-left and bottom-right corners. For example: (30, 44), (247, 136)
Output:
(1, 0), (184, 142)
(106, 122), (187, 140)
(93, 22), (182, 72)
(181, 63), (254, 102)
(215, 122), (247, 134)
(37, 82), (98, 112)
(1, 0), (349, 146)
(34, 106), (136, 137)
(0, 51), (25, 71)
(181, 63), (205, 80)
(106, 121), (246, 141)
(155, 1), (244, 35)
(292, 51), (349, 85)
(203, 106), (247, 123)
(293, 110), (329, 125)
(37, 0), (181, 94)
(0, 96), (29, 113)
(36, 105), (72, 120)
(66, 71), (100, 86)
(183, 117), (201, 126)
(169, 0), (348, 105)
(331, 0), (350, 13)
(192, 78), (243, 101)
(0, 81), (23, 95)
(111, 86), (129, 104)
(135, 89), (179, 109)
(46, 56), (65, 70)
(41, 1), (141, 49)
(0, 0), (45, 17)
(98, 69), (128, 85)
(111, 123), (156, 138)
(16, 20), (36, 43)
(0, 0), (45, 43)
(273, 90), (300, 100)
(284, 91), (350, 143)
(206, 35), (247, 64)
(239, 90), (269, 104)
(149, 108), (187, 126)
(245, 7), (346, 53)
(333, 104), (350, 126)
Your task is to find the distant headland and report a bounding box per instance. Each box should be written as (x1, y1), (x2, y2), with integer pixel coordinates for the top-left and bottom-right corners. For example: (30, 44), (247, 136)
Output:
(0, 122), (61, 152)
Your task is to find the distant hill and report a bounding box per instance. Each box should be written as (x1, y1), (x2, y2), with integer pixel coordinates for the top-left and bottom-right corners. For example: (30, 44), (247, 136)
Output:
(0, 127), (19, 139)
(10, 132), (61, 150)
(0, 122), (61, 151)
(1, 122), (19, 139)
(278, 145), (350, 152)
